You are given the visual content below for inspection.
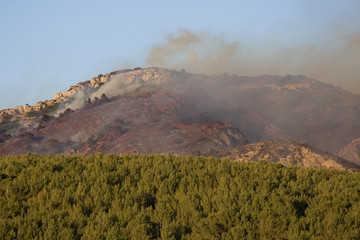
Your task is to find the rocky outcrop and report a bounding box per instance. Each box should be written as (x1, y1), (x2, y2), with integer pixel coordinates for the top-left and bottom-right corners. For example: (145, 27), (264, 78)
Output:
(51, 68), (175, 102)
(53, 73), (113, 101)
(339, 138), (360, 166)
(217, 140), (356, 170)
(0, 68), (131, 136)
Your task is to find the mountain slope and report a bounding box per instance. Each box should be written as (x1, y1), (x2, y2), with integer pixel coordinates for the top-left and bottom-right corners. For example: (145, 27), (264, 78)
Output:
(1, 67), (359, 169)
(217, 140), (357, 170)
(0, 81), (247, 156)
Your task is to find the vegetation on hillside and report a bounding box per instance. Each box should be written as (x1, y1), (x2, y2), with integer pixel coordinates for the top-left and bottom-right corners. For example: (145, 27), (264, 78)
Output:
(0, 154), (359, 239)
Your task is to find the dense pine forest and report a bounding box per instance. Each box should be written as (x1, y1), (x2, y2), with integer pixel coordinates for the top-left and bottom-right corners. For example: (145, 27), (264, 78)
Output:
(1, 154), (360, 239)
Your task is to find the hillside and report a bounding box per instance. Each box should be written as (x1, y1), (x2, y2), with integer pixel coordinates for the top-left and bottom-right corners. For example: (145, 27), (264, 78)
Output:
(217, 140), (358, 170)
(1, 67), (360, 169)
(1, 154), (360, 239)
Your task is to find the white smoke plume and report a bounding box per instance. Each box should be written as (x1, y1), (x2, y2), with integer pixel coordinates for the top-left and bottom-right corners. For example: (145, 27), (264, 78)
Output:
(54, 73), (144, 116)
(147, 29), (360, 94)
(89, 74), (143, 100)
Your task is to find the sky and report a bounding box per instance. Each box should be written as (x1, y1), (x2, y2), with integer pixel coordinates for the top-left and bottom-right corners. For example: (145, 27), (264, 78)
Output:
(0, 0), (359, 110)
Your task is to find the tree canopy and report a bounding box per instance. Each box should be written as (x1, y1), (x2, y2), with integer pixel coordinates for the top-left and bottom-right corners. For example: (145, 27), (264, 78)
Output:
(0, 153), (359, 239)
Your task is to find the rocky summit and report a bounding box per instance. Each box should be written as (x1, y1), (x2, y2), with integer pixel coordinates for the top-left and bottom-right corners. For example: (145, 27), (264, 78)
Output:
(1, 67), (359, 170)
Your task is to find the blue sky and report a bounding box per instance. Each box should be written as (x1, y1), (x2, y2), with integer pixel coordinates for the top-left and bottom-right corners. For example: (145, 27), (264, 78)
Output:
(1, 0), (359, 110)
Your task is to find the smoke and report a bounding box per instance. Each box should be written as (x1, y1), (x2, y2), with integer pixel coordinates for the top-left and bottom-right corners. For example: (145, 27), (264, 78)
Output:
(148, 30), (240, 75)
(9, 119), (34, 137)
(59, 89), (88, 113)
(147, 30), (360, 93)
(54, 73), (144, 115)
(89, 74), (144, 100)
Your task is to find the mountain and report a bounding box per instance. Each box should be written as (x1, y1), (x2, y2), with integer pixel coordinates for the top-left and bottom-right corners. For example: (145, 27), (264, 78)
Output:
(1, 67), (359, 169)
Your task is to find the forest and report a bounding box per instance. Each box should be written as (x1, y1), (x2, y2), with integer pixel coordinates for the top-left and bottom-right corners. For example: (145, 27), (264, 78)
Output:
(0, 153), (360, 239)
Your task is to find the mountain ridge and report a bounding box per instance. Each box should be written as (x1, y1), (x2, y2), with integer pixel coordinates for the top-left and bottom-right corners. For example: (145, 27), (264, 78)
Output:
(1, 67), (359, 170)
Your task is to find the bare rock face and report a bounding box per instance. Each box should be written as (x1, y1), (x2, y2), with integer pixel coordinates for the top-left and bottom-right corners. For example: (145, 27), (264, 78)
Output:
(0, 69), (125, 137)
(217, 140), (355, 170)
(53, 73), (113, 101)
(340, 138), (360, 166)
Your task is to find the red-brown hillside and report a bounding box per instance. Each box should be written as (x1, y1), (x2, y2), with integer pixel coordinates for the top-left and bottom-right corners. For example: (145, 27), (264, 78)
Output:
(0, 88), (247, 156)
(0, 67), (359, 169)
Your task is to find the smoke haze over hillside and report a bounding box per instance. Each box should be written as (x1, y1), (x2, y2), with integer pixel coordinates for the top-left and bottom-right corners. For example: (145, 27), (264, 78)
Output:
(54, 73), (146, 115)
(147, 29), (360, 93)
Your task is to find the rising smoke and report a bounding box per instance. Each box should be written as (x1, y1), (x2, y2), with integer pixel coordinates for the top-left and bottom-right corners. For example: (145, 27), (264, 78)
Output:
(147, 29), (360, 94)
(55, 73), (145, 115)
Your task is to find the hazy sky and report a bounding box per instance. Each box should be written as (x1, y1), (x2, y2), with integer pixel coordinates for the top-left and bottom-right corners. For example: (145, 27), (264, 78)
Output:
(1, 0), (359, 110)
